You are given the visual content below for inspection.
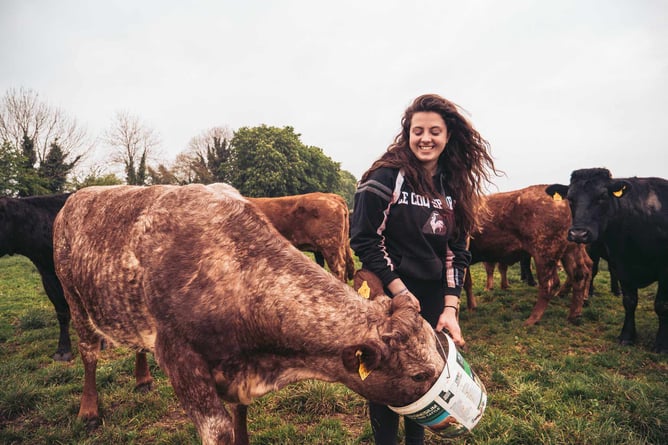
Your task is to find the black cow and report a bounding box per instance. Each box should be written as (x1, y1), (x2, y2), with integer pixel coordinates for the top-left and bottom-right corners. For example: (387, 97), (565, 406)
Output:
(0, 194), (72, 361)
(546, 168), (668, 353)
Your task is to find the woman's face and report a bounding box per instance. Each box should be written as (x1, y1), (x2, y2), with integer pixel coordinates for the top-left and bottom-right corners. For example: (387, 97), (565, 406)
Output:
(409, 111), (449, 175)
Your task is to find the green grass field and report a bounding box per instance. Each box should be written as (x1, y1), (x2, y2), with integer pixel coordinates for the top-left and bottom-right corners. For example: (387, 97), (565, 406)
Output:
(1, 254), (666, 444)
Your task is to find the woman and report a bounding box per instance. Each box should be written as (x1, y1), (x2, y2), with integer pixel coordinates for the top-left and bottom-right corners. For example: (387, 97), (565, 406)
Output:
(350, 93), (498, 445)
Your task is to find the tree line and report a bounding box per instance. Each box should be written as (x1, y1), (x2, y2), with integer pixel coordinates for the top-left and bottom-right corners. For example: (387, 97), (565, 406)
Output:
(0, 87), (357, 206)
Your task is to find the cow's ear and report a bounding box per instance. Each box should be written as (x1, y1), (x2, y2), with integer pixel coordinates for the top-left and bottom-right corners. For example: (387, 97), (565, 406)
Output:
(608, 180), (631, 199)
(545, 184), (569, 201)
(342, 340), (386, 380)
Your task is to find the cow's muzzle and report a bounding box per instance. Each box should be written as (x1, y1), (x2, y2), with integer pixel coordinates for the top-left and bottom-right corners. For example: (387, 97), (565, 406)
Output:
(567, 228), (591, 244)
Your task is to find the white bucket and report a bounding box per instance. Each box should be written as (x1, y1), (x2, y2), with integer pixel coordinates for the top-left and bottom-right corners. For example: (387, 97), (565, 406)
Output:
(389, 331), (487, 438)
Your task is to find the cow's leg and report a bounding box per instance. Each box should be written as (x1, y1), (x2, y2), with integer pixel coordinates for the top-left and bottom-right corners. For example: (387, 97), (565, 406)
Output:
(498, 263), (510, 289)
(520, 256), (536, 286)
(154, 334), (235, 445)
(134, 351), (153, 392)
(77, 337), (102, 428)
(609, 265), (622, 296)
(483, 262), (495, 291)
(619, 285), (638, 346)
(39, 270), (73, 361)
(313, 251), (325, 267)
(58, 284), (104, 427)
(319, 249), (347, 282)
(231, 404), (249, 445)
(560, 247), (591, 324)
(653, 278), (668, 353)
(524, 259), (559, 326)
(462, 268), (477, 311)
(588, 254), (600, 298)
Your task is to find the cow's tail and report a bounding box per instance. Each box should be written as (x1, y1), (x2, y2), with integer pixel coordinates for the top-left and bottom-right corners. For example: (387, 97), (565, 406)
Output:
(343, 203), (356, 281)
(346, 246), (356, 281)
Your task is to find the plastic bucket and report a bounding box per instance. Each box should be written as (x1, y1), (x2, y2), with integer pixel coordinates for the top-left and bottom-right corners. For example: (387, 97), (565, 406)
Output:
(389, 331), (487, 438)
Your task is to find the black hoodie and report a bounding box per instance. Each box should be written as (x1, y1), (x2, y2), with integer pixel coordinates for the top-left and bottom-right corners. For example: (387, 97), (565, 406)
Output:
(350, 166), (471, 297)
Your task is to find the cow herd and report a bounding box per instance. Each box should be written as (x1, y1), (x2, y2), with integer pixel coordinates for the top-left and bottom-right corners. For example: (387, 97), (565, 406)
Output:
(1, 167), (666, 444)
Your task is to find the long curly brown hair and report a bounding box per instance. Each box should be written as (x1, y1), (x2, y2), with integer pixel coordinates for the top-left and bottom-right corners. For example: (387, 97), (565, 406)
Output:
(360, 94), (500, 236)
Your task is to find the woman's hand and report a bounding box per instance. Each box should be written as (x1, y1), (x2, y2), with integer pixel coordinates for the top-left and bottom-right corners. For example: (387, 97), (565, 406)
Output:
(436, 296), (465, 348)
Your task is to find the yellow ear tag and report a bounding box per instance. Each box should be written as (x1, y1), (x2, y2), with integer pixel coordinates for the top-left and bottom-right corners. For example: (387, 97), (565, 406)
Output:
(553, 192), (563, 201)
(612, 187), (625, 198)
(358, 280), (371, 299)
(356, 350), (372, 380)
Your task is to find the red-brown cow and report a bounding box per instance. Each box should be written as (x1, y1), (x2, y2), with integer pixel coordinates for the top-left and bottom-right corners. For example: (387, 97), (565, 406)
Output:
(464, 185), (592, 325)
(249, 193), (355, 282)
(53, 183), (444, 445)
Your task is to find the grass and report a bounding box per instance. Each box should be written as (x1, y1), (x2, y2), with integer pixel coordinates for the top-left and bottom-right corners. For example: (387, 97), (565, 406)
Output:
(1, 254), (667, 444)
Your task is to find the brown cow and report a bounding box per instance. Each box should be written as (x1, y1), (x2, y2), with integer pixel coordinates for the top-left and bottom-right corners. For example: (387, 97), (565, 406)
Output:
(53, 183), (444, 445)
(464, 185), (592, 325)
(249, 192), (355, 282)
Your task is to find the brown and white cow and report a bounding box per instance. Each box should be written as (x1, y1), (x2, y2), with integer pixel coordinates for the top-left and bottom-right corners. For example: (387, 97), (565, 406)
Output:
(249, 192), (355, 282)
(53, 183), (444, 445)
(465, 185), (592, 325)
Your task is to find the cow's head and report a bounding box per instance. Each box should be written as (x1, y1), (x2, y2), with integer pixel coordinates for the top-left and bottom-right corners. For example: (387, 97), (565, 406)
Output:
(546, 168), (631, 244)
(341, 292), (445, 407)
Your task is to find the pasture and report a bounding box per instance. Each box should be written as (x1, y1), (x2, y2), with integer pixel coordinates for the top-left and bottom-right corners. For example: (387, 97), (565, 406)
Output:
(1, 254), (666, 444)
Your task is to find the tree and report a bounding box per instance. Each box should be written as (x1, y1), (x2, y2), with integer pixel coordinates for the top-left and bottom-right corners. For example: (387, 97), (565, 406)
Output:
(336, 169), (358, 209)
(298, 144), (341, 193)
(147, 164), (180, 185)
(231, 125), (336, 197)
(233, 138), (290, 196)
(181, 126), (234, 184)
(104, 111), (160, 185)
(38, 140), (77, 193)
(0, 141), (22, 196)
(0, 87), (89, 170)
(69, 166), (123, 190)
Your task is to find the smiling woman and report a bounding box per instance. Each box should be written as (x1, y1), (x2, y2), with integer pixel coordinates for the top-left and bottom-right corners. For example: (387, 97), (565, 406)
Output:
(350, 93), (500, 445)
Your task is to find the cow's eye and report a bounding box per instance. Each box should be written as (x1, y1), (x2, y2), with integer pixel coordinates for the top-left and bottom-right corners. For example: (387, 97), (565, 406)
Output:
(411, 372), (430, 382)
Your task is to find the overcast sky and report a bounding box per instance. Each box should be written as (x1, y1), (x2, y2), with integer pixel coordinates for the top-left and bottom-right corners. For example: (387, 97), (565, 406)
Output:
(1, 0), (666, 191)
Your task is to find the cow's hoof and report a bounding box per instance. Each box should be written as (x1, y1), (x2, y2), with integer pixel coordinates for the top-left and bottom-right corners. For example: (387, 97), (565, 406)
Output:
(618, 338), (635, 346)
(53, 351), (73, 362)
(653, 345), (668, 354)
(568, 316), (582, 326)
(134, 381), (153, 393)
(83, 417), (101, 432)
(523, 318), (539, 327)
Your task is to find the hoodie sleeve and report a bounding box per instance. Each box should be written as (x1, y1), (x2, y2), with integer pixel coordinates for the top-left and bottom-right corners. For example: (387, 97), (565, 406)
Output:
(443, 230), (472, 297)
(350, 168), (400, 286)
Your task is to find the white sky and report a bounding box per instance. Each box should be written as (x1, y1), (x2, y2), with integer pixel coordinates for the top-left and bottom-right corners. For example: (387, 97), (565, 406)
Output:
(1, 0), (666, 191)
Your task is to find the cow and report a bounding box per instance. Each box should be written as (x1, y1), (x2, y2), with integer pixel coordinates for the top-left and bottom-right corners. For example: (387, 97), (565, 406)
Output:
(0, 194), (72, 361)
(53, 183), (446, 445)
(546, 168), (668, 353)
(464, 185), (592, 325)
(249, 192), (355, 282)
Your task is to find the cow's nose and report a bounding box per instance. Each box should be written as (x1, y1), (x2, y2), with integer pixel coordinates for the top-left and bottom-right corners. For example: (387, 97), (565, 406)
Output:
(568, 228), (590, 243)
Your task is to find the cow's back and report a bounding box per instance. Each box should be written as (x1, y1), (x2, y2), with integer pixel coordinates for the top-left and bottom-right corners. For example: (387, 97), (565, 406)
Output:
(54, 184), (261, 349)
(603, 177), (668, 286)
(250, 193), (345, 248)
(471, 185), (571, 262)
(54, 184), (355, 353)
